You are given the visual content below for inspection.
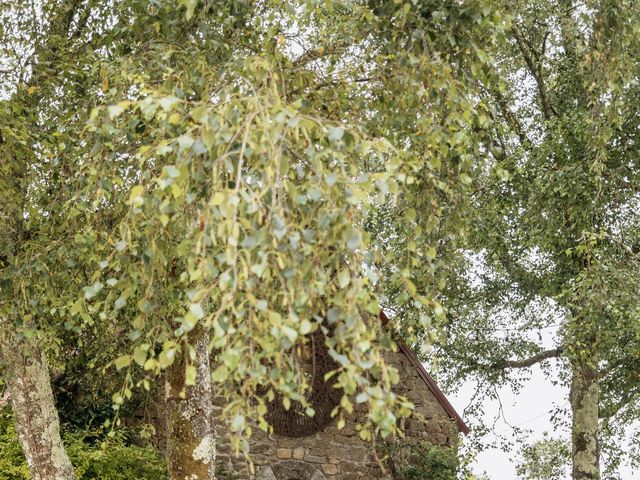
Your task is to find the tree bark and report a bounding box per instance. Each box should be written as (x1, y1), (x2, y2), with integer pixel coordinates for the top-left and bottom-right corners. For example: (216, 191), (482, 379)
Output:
(164, 325), (216, 480)
(1, 141), (75, 478)
(0, 332), (76, 479)
(570, 362), (600, 480)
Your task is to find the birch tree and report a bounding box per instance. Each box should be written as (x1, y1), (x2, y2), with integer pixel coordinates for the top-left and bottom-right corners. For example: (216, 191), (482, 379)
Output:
(431, 2), (640, 479)
(1, 0), (501, 478)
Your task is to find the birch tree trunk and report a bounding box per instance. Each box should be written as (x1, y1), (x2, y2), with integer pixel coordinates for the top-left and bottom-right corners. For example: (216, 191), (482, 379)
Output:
(0, 331), (76, 480)
(1, 137), (75, 478)
(164, 325), (216, 480)
(570, 362), (600, 480)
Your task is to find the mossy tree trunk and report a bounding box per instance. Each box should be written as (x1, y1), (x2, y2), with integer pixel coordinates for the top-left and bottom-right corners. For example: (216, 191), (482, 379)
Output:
(1, 140), (75, 479)
(0, 332), (76, 480)
(164, 325), (216, 480)
(570, 362), (600, 480)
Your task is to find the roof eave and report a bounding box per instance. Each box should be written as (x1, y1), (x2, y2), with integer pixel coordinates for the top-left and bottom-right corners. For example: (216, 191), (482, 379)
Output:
(379, 310), (470, 435)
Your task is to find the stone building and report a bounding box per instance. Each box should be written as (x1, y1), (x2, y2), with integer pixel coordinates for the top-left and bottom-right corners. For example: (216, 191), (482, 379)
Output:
(214, 311), (468, 480)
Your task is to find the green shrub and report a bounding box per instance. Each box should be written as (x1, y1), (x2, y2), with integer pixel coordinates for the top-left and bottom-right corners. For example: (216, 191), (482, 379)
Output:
(381, 441), (459, 480)
(0, 409), (167, 480)
(65, 429), (167, 480)
(0, 411), (30, 480)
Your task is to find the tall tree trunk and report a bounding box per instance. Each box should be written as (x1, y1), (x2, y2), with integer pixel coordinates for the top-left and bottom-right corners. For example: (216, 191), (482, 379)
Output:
(165, 325), (216, 480)
(570, 362), (600, 480)
(0, 331), (76, 480)
(0, 149), (74, 478)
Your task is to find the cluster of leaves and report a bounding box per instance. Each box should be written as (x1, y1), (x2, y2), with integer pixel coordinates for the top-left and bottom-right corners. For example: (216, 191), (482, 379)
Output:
(380, 440), (459, 480)
(87, 53), (413, 445)
(52, 317), (155, 429)
(0, 410), (29, 480)
(366, 0), (505, 342)
(0, 409), (166, 480)
(515, 435), (570, 480)
(66, 429), (167, 480)
(67, 0), (505, 452)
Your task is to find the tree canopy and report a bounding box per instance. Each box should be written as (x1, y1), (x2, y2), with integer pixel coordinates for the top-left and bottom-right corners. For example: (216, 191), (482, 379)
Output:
(431, 1), (640, 478)
(1, 1), (639, 479)
(0, 0), (504, 478)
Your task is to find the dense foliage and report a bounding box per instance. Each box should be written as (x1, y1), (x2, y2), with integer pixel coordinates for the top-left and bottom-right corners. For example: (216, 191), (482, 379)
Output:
(0, 0), (502, 460)
(0, 0), (637, 479)
(0, 410), (166, 480)
(0, 410), (29, 480)
(382, 441), (459, 480)
(78, 1), (502, 451)
(0, 0), (508, 478)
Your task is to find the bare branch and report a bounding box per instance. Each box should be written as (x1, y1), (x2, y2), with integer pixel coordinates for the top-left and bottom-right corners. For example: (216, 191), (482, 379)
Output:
(491, 86), (533, 147)
(493, 346), (565, 369)
(293, 41), (350, 68)
(511, 23), (558, 120)
(479, 81), (533, 147)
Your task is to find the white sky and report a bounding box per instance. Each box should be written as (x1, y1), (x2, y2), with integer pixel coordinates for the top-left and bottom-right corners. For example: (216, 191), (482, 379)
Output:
(449, 366), (639, 480)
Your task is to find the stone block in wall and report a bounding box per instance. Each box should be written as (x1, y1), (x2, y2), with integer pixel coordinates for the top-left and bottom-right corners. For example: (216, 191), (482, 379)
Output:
(340, 474), (359, 480)
(430, 432), (448, 445)
(276, 448), (292, 459)
(308, 447), (329, 457)
(293, 446), (305, 460)
(324, 446), (346, 461)
(414, 404), (435, 420)
(425, 419), (443, 434)
(274, 437), (303, 448)
(332, 434), (363, 446)
(347, 447), (367, 463)
(253, 454), (273, 466)
(252, 443), (275, 455)
(304, 454), (327, 464)
(408, 418), (426, 432)
(252, 428), (269, 441)
(321, 463), (339, 475)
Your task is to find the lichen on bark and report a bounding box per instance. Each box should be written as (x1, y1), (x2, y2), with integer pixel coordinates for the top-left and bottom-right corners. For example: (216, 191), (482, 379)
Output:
(164, 325), (216, 480)
(570, 363), (600, 480)
(0, 330), (76, 480)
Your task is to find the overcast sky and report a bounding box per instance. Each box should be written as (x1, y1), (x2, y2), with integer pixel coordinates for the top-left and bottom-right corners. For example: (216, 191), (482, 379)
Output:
(449, 365), (638, 480)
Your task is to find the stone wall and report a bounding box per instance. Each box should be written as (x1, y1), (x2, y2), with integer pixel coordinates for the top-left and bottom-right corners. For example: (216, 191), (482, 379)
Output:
(215, 349), (459, 480)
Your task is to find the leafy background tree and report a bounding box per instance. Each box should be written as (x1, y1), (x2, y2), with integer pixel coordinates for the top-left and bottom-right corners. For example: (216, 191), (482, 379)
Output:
(516, 435), (570, 480)
(2, 1), (638, 479)
(429, 1), (640, 479)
